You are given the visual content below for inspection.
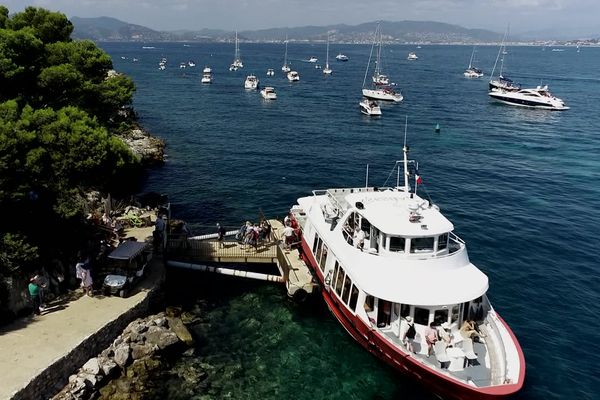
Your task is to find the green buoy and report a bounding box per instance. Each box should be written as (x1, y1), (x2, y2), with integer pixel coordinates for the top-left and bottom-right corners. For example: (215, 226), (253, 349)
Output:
(435, 123), (440, 133)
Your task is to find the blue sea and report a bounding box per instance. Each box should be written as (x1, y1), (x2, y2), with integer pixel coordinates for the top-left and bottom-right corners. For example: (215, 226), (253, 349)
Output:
(103, 42), (600, 399)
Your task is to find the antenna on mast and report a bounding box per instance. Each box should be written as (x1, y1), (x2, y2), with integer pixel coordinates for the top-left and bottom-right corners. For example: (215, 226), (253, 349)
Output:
(365, 164), (369, 188)
(402, 116), (410, 193)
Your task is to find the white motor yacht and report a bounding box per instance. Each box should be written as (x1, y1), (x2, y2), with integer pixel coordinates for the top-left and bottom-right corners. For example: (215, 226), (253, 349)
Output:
(336, 53), (349, 61)
(266, 68), (275, 76)
(489, 85), (569, 110)
(201, 72), (212, 84)
(359, 98), (382, 116)
(407, 52), (418, 60)
(203, 66), (212, 73)
(287, 71), (300, 82)
(260, 86), (277, 100)
(188, 61), (196, 67)
(308, 56), (318, 63)
(244, 74), (259, 90)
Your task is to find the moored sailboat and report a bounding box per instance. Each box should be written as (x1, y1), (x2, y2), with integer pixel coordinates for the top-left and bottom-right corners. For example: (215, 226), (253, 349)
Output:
(282, 35), (291, 72)
(362, 23), (403, 102)
(323, 34), (332, 75)
(464, 47), (483, 78)
(229, 31), (244, 71)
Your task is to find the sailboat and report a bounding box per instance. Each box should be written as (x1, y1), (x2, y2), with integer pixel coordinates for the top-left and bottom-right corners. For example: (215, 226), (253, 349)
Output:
(464, 46), (483, 78)
(362, 23), (403, 102)
(323, 34), (332, 75)
(282, 35), (291, 72)
(489, 29), (519, 91)
(229, 31), (243, 71)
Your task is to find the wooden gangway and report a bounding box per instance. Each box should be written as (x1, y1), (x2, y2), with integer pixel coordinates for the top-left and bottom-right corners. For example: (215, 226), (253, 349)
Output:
(166, 219), (318, 300)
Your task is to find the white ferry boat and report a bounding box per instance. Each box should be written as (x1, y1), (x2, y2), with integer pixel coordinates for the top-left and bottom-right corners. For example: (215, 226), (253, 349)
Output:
(288, 144), (525, 400)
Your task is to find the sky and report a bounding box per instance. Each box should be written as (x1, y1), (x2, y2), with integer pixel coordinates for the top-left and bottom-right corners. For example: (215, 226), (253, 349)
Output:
(3, 0), (599, 37)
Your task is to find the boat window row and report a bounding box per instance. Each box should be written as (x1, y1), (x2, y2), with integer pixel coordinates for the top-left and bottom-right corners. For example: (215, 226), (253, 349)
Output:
(341, 212), (453, 255)
(331, 260), (360, 311)
(363, 296), (486, 330)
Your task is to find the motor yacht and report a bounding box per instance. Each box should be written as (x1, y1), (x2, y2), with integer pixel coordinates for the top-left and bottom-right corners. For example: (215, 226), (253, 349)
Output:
(336, 53), (349, 61)
(203, 66), (212, 73)
(287, 71), (300, 82)
(488, 85), (569, 110)
(308, 56), (318, 63)
(244, 74), (259, 90)
(260, 86), (277, 100)
(201, 73), (212, 84)
(266, 68), (275, 76)
(359, 98), (382, 116)
(407, 52), (418, 60)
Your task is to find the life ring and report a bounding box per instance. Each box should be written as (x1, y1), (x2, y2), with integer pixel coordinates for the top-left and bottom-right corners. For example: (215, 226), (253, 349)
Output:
(292, 288), (308, 303)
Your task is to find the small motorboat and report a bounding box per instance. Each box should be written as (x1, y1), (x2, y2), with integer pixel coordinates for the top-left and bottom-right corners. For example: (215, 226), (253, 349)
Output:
(201, 73), (212, 84)
(407, 52), (418, 60)
(266, 68), (275, 76)
(336, 53), (349, 61)
(260, 86), (277, 100)
(287, 71), (300, 82)
(244, 74), (259, 90)
(307, 56), (318, 63)
(359, 98), (382, 116)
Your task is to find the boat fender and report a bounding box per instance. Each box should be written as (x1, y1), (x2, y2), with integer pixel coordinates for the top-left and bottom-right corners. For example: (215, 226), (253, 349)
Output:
(292, 288), (308, 303)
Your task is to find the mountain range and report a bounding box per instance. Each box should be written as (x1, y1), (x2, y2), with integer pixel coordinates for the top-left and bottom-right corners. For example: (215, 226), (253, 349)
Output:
(71, 17), (506, 43)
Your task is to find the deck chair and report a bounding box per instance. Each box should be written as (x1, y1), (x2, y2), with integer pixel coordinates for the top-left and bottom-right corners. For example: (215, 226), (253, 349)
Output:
(462, 338), (478, 367)
(433, 341), (451, 369)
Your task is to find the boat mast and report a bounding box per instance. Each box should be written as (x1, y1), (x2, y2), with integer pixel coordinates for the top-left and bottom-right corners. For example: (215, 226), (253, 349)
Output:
(325, 34), (329, 68)
(468, 46), (475, 69)
(402, 116), (409, 192)
(490, 26), (509, 81)
(284, 35), (288, 67)
(362, 26), (377, 88)
(375, 24), (382, 79)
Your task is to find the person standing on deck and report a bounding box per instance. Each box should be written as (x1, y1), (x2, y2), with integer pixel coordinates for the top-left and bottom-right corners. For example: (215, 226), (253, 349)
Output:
(217, 223), (226, 248)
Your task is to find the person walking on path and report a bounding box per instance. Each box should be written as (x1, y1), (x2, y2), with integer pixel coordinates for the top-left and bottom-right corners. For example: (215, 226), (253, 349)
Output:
(28, 277), (42, 315)
(75, 257), (93, 297)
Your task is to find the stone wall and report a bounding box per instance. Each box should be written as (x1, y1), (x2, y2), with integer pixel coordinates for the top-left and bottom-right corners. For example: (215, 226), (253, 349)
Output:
(10, 276), (164, 400)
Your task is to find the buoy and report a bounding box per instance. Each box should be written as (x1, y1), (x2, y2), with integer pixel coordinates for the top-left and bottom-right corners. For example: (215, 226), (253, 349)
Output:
(435, 123), (440, 133)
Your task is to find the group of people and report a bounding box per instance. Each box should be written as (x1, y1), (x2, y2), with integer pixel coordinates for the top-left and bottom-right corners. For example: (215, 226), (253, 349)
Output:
(401, 317), (485, 357)
(234, 220), (273, 250)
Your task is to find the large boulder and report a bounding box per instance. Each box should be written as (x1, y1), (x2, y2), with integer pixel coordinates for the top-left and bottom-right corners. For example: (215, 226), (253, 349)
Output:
(167, 316), (195, 346)
(113, 343), (131, 368)
(82, 357), (100, 375)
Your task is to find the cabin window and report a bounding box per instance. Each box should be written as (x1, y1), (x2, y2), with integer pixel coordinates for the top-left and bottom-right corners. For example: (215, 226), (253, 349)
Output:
(377, 299), (392, 327)
(316, 240), (324, 264)
(400, 304), (411, 318)
(332, 262), (339, 290)
(451, 305), (460, 324)
(319, 244), (328, 272)
(437, 233), (448, 251)
(360, 217), (371, 232)
(335, 267), (345, 296)
(389, 236), (406, 252)
(410, 237), (434, 253)
(341, 275), (352, 303)
(349, 285), (359, 311)
(364, 294), (374, 313)
(312, 234), (321, 254)
(434, 309), (449, 325)
(414, 307), (430, 325)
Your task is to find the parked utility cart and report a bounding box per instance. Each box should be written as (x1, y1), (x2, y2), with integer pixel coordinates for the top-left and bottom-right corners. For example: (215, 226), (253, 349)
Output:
(103, 240), (152, 297)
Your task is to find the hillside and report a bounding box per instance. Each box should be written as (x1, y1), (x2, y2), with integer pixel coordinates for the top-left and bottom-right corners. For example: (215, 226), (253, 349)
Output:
(71, 17), (503, 43)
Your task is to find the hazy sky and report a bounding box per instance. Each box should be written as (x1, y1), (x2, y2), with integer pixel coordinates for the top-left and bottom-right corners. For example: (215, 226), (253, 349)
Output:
(3, 0), (599, 36)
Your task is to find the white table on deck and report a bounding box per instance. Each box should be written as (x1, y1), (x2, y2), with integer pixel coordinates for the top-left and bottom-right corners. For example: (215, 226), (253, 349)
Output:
(446, 347), (466, 371)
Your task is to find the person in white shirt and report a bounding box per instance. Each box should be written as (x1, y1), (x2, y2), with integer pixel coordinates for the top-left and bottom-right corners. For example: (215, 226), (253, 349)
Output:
(282, 225), (295, 251)
(353, 227), (365, 250)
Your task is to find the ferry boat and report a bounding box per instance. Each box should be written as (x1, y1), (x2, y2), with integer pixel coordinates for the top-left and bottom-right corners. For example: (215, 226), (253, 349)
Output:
(288, 144), (525, 400)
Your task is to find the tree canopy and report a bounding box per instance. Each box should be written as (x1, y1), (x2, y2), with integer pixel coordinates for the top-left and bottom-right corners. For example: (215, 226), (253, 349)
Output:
(0, 7), (141, 281)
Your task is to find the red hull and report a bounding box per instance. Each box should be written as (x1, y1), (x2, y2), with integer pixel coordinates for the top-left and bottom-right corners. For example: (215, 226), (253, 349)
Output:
(300, 239), (525, 400)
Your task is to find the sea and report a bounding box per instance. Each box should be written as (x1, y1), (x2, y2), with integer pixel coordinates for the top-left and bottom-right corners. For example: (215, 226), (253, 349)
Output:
(101, 42), (600, 399)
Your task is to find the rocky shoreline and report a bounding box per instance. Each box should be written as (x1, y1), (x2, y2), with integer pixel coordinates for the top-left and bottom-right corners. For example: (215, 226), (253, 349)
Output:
(52, 309), (195, 400)
(117, 125), (166, 166)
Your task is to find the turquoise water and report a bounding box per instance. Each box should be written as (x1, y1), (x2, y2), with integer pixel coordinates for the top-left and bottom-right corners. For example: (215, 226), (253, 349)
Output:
(103, 42), (600, 399)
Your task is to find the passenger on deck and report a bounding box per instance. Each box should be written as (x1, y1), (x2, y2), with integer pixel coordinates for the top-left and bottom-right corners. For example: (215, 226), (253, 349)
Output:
(282, 224), (295, 252)
(402, 316), (416, 353)
(437, 322), (452, 344)
(217, 223), (226, 248)
(460, 319), (483, 342)
(353, 227), (365, 250)
(424, 322), (438, 357)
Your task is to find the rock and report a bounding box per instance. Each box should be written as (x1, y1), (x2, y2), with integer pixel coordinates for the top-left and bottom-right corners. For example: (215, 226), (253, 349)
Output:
(153, 316), (167, 327)
(144, 328), (180, 350)
(98, 357), (118, 377)
(128, 332), (145, 343)
(81, 372), (97, 388)
(113, 344), (131, 368)
(117, 127), (165, 166)
(131, 343), (157, 360)
(167, 316), (195, 346)
(82, 357), (100, 375)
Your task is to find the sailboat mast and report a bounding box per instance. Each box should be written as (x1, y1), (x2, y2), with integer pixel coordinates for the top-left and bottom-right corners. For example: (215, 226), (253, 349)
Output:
(469, 47), (475, 69)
